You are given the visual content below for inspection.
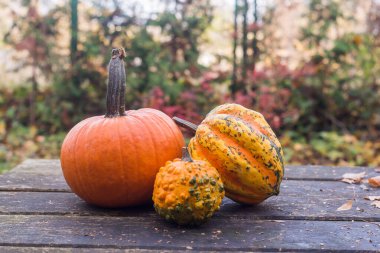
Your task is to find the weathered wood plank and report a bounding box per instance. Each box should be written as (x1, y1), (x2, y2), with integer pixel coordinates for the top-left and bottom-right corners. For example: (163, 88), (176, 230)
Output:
(0, 181), (379, 221)
(0, 160), (69, 192)
(0, 247), (280, 253)
(285, 165), (378, 181)
(0, 246), (195, 253)
(1, 160), (378, 192)
(1, 160), (379, 252)
(0, 215), (379, 252)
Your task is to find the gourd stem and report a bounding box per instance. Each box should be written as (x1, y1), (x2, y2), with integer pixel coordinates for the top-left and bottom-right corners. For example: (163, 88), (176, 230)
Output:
(105, 48), (126, 118)
(172, 117), (198, 133)
(182, 147), (193, 162)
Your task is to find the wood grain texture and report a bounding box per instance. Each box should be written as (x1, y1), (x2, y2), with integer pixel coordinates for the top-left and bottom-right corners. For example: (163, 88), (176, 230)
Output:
(0, 246), (193, 253)
(0, 180), (379, 221)
(1, 160), (378, 192)
(285, 165), (377, 181)
(1, 159), (380, 252)
(0, 160), (69, 192)
(0, 247), (279, 253)
(0, 215), (379, 252)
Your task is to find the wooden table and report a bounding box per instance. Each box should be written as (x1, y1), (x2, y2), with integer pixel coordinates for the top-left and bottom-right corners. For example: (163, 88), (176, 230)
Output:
(0, 160), (379, 252)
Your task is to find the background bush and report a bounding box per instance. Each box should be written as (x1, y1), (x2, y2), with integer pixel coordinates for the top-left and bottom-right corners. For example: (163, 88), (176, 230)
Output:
(0, 0), (379, 172)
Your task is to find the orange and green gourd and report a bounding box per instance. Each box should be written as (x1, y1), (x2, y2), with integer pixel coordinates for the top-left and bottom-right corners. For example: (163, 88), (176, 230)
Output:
(60, 48), (184, 208)
(152, 147), (225, 226)
(173, 103), (284, 205)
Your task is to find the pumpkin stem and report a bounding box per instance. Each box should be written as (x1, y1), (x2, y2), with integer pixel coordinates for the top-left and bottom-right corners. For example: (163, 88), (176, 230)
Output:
(182, 147), (193, 162)
(173, 117), (198, 133)
(105, 48), (126, 118)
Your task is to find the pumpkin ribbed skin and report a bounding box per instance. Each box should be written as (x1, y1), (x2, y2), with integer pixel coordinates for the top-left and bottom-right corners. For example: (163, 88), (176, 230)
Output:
(61, 108), (184, 208)
(188, 103), (284, 205)
(153, 154), (224, 226)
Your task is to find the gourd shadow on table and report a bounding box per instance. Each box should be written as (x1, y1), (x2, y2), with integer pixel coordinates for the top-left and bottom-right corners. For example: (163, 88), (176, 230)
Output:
(69, 196), (289, 249)
(60, 194), (289, 247)
(76, 196), (275, 229)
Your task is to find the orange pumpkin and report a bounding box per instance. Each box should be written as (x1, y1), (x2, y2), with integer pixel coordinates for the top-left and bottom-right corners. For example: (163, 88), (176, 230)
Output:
(60, 48), (184, 208)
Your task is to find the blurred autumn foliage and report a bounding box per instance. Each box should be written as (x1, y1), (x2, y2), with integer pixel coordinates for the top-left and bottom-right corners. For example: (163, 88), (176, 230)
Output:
(0, 0), (380, 172)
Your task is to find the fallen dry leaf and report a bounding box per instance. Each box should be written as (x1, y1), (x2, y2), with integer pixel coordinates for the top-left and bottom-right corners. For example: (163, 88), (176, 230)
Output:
(371, 201), (380, 209)
(341, 179), (355, 184)
(364, 196), (380, 201)
(337, 200), (353, 211)
(341, 172), (366, 184)
(368, 176), (380, 188)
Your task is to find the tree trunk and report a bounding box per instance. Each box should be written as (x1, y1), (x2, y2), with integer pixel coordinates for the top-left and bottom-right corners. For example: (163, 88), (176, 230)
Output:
(70, 0), (78, 67)
(242, 0), (249, 85)
(29, 0), (40, 126)
(231, 0), (239, 95)
(252, 0), (259, 72)
(70, 0), (81, 110)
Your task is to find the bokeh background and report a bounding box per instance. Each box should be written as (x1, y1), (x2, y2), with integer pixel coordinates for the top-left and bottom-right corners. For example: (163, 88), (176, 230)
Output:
(0, 0), (380, 172)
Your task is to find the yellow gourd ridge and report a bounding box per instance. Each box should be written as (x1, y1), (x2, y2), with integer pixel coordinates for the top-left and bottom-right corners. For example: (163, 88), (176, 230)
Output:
(175, 103), (284, 205)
